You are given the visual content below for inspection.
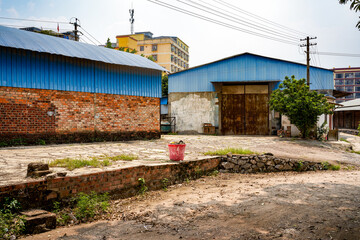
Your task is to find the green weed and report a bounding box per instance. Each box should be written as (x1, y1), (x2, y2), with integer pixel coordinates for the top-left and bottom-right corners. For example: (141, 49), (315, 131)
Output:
(72, 192), (109, 222)
(162, 178), (169, 191)
(296, 161), (304, 171)
(340, 138), (350, 143)
(0, 198), (26, 239)
(208, 169), (219, 176)
(329, 164), (341, 171)
(204, 148), (254, 156)
(351, 150), (360, 155)
(321, 161), (330, 170)
(138, 178), (148, 195)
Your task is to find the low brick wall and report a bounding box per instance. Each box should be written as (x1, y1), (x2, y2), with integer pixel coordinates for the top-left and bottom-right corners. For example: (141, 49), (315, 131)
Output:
(0, 158), (221, 209)
(0, 87), (160, 145)
(220, 154), (327, 173)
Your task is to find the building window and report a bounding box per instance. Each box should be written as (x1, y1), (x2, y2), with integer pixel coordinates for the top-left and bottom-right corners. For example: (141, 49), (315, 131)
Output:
(335, 73), (343, 78)
(152, 44), (158, 51)
(336, 86), (344, 91)
(171, 65), (174, 72)
(345, 73), (355, 78)
(171, 45), (174, 52)
(336, 79), (344, 85)
(356, 86), (360, 91)
(346, 93), (354, 99)
(356, 72), (360, 78)
(356, 79), (360, 85)
(356, 93), (360, 98)
(345, 86), (354, 92)
(140, 46), (144, 51)
(152, 54), (158, 61)
(345, 79), (354, 85)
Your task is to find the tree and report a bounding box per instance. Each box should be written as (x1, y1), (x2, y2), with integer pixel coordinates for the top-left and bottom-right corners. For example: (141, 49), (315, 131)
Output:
(162, 74), (168, 97)
(339, 0), (360, 30)
(105, 38), (113, 48)
(269, 76), (333, 138)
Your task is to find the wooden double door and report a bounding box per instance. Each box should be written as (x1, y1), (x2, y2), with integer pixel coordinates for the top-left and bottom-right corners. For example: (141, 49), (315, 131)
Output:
(221, 85), (269, 135)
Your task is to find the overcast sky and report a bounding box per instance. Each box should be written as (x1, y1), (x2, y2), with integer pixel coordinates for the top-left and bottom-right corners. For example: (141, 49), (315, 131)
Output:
(0, 0), (359, 69)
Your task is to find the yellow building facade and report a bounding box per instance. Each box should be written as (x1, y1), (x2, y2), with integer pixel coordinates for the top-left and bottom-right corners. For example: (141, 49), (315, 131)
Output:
(116, 32), (189, 73)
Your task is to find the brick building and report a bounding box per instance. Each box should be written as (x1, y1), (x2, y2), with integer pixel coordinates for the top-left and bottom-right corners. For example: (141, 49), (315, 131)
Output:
(0, 25), (165, 145)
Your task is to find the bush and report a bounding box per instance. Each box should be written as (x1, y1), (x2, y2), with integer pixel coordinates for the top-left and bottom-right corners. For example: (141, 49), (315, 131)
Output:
(0, 198), (26, 239)
(72, 192), (109, 222)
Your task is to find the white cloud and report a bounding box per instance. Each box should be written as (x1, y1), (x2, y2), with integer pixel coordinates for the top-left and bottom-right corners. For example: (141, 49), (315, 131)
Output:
(0, 0), (2, 12)
(6, 7), (19, 17)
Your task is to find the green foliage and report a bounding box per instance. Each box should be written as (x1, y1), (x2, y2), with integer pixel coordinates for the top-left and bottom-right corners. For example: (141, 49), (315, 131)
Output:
(357, 123), (360, 135)
(316, 121), (329, 141)
(38, 139), (46, 145)
(49, 154), (138, 170)
(138, 178), (148, 195)
(204, 148), (254, 155)
(321, 161), (330, 170)
(340, 138), (350, 143)
(296, 161), (304, 171)
(162, 178), (169, 191)
(72, 192), (109, 222)
(339, 0), (360, 29)
(269, 76), (333, 138)
(0, 198), (26, 239)
(208, 169), (219, 177)
(329, 164), (341, 170)
(162, 74), (169, 97)
(105, 38), (113, 49)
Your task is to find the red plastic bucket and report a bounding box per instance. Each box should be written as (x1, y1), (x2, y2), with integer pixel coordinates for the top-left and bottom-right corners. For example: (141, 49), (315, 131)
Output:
(168, 144), (186, 161)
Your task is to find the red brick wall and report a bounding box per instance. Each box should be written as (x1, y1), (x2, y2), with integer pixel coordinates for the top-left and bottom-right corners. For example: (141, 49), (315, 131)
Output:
(0, 87), (160, 143)
(0, 158), (222, 209)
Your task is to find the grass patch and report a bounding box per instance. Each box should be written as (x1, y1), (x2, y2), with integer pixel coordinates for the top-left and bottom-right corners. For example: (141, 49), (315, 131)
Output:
(329, 164), (341, 171)
(204, 147), (254, 156)
(0, 198), (26, 239)
(53, 192), (109, 225)
(49, 154), (138, 170)
(350, 150), (360, 155)
(340, 138), (350, 143)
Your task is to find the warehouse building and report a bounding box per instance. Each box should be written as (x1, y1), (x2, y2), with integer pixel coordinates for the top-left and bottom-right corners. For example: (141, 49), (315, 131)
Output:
(0, 25), (165, 145)
(168, 53), (334, 135)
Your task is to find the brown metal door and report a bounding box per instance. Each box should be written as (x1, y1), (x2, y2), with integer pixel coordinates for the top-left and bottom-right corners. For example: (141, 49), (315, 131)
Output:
(221, 85), (269, 135)
(245, 94), (269, 135)
(221, 94), (245, 135)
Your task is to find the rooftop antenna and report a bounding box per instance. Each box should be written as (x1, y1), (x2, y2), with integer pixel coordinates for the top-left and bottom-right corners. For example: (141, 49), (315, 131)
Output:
(129, 3), (134, 34)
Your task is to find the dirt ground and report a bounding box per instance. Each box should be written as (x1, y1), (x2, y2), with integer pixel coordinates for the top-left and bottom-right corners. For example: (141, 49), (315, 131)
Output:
(24, 170), (360, 240)
(1, 133), (359, 186)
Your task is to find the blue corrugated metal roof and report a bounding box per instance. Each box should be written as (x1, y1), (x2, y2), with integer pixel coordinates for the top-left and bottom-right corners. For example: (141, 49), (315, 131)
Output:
(160, 97), (168, 105)
(169, 53), (334, 92)
(0, 25), (166, 72)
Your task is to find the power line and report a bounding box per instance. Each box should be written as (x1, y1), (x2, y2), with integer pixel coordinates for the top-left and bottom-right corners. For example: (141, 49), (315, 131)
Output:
(81, 34), (97, 45)
(0, 16), (70, 24)
(213, 0), (309, 37)
(178, 0), (300, 41)
(0, 24), (72, 31)
(310, 51), (360, 57)
(147, 0), (299, 46)
(79, 26), (102, 45)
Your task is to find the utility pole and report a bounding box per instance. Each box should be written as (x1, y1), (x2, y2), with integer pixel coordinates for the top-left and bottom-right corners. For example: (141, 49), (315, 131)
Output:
(129, 8), (135, 34)
(300, 36), (317, 86)
(70, 17), (81, 41)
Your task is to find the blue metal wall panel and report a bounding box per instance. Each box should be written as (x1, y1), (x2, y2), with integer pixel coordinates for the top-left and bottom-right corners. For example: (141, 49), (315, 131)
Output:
(0, 47), (161, 98)
(169, 54), (333, 93)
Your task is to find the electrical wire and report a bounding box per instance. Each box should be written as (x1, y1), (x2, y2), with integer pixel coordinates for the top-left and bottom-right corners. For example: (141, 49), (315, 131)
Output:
(213, 0), (309, 37)
(178, 0), (300, 41)
(81, 34), (98, 45)
(79, 26), (102, 45)
(0, 23), (72, 31)
(310, 51), (360, 57)
(0, 16), (70, 24)
(147, 0), (300, 46)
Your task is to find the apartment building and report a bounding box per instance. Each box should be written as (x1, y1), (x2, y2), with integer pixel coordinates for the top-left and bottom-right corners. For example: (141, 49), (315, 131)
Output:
(334, 67), (360, 103)
(116, 32), (189, 73)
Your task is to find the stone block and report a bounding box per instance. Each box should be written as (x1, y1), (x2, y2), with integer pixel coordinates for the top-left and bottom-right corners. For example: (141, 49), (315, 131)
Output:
(21, 209), (56, 234)
(257, 162), (265, 168)
(250, 159), (257, 165)
(27, 162), (50, 177)
(242, 163), (252, 170)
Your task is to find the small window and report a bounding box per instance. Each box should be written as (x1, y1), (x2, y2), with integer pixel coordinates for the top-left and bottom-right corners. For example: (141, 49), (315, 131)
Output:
(345, 93), (354, 99)
(356, 93), (360, 98)
(335, 73), (343, 78)
(171, 55), (174, 62)
(356, 79), (360, 85)
(152, 44), (158, 51)
(356, 86), (360, 91)
(345, 86), (354, 92)
(152, 54), (157, 61)
(345, 79), (354, 85)
(140, 46), (144, 51)
(356, 72), (360, 78)
(171, 65), (174, 72)
(336, 79), (344, 85)
(171, 45), (174, 52)
(345, 73), (355, 78)
(336, 86), (344, 91)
